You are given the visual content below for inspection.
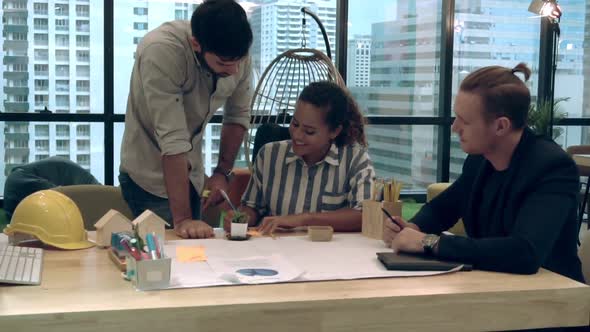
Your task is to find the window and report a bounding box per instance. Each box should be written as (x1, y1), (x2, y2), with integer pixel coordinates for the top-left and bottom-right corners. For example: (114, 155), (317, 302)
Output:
(34, 18), (48, 30)
(76, 5), (89, 17)
(76, 50), (89, 62)
(34, 33), (48, 46)
(55, 19), (69, 31)
(56, 95), (69, 107)
(77, 125), (90, 136)
(76, 95), (90, 107)
(35, 125), (49, 137)
(56, 49), (69, 62)
(133, 22), (148, 30)
(133, 37), (143, 45)
(55, 4), (69, 16)
(76, 35), (89, 47)
(36, 154), (50, 161)
(56, 140), (70, 151)
(35, 79), (49, 91)
(56, 80), (69, 92)
(76, 80), (90, 92)
(56, 65), (69, 77)
(35, 95), (48, 107)
(77, 154), (90, 166)
(55, 34), (69, 47)
(76, 20), (90, 33)
(76, 65), (90, 77)
(34, 64), (48, 76)
(35, 140), (49, 151)
(34, 49), (48, 61)
(133, 7), (148, 15)
(77, 140), (90, 151)
(175, 10), (188, 20)
(34, 2), (48, 15)
(56, 125), (70, 137)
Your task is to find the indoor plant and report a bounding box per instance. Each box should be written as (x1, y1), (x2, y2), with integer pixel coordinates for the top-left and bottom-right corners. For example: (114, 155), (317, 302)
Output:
(230, 210), (249, 238)
(527, 97), (569, 141)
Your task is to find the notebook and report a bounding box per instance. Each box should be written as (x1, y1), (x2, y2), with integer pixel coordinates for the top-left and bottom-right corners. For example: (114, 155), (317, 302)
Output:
(376, 252), (472, 271)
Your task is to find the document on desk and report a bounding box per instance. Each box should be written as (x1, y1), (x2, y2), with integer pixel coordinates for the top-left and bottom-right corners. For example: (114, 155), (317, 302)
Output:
(208, 254), (304, 284)
(162, 233), (462, 289)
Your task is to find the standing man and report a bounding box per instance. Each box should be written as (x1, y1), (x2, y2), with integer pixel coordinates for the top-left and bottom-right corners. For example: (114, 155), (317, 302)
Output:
(119, 0), (253, 239)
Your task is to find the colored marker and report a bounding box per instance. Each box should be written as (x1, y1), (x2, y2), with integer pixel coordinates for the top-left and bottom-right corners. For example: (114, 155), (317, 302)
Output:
(152, 232), (161, 259)
(146, 233), (158, 260)
(120, 238), (142, 260)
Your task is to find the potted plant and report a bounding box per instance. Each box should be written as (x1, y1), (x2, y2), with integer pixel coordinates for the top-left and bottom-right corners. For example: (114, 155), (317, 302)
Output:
(230, 210), (249, 238)
(528, 97), (569, 140)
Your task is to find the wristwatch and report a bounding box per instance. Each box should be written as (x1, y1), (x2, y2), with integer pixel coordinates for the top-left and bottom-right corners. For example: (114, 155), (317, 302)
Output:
(212, 166), (233, 181)
(422, 234), (440, 255)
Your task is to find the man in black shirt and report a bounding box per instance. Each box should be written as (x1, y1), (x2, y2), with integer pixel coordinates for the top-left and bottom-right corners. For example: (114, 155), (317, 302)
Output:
(383, 63), (584, 283)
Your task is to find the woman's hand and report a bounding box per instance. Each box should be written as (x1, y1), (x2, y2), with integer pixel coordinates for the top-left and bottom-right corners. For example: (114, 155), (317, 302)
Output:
(257, 214), (307, 236)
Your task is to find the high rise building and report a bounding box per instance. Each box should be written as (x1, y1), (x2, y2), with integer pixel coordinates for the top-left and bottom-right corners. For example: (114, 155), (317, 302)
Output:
(1, 0), (105, 191)
(347, 35), (371, 87)
(349, 0), (584, 190)
(249, 0), (337, 74)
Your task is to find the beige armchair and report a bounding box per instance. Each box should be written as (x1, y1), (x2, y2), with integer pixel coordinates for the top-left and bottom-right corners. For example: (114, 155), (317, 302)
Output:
(52, 185), (133, 230)
(426, 183), (466, 236)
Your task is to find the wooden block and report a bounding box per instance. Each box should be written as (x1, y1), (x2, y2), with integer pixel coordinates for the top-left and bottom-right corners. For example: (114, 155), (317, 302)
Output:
(308, 226), (333, 242)
(108, 248), (127, 272)
(132, 210), (170, 244)
(94, 209), (132, 248)
(362, 200), (403, 240)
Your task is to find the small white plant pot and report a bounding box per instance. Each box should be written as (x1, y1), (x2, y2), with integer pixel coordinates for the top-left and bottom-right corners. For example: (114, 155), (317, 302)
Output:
(230, 222), (248, 238)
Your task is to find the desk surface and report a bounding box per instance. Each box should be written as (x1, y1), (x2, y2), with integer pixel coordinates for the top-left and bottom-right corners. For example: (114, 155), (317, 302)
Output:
(574, 154), (590, 168)
(1, 231), (589, 332)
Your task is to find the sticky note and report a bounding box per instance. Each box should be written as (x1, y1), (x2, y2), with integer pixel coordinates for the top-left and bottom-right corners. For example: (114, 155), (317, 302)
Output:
(247, 230), (262, 237)
(176, 246), (207, 262)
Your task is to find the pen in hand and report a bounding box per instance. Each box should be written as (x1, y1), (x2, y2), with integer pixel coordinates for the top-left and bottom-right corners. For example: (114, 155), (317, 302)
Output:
(381, 207), (405, 230)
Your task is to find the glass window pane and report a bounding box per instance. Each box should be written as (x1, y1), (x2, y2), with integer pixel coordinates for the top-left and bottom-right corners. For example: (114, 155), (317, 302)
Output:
(453, 1), (540, 103)
(348, 1), (440, 117)
(2, 1), (104, 114)
(368, 125), (438, 192)
(553, 1), (586, 118)
(0, 122), (105, 197)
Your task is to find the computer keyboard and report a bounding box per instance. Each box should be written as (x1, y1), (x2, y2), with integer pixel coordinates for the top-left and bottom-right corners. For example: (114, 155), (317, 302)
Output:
(0, 245), (43, 285)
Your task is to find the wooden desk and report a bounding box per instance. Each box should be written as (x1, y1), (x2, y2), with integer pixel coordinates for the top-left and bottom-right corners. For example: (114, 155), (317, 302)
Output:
(573, 154), (590, 168)
(1, 232), (589, 332)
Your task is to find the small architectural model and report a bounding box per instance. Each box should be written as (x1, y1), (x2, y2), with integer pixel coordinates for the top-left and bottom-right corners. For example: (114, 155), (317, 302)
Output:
(132, 209), (170, 243)
(94, 209), (132, 248)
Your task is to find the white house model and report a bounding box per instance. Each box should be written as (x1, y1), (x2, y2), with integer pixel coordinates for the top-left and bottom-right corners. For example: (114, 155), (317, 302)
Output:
(132, 210), (170, 243)
(94, 209), (132, 248)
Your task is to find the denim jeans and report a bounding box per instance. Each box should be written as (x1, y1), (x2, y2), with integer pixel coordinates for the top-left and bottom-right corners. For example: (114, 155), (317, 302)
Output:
(118, 172), (200, 227)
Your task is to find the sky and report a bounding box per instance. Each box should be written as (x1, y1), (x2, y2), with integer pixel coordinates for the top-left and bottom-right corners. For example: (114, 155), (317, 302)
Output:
(348, 0), (397, 37)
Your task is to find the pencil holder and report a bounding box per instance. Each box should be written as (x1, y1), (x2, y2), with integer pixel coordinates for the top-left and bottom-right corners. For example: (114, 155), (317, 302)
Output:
(126, 256), (171, 291)
(362, 200), (403, 240)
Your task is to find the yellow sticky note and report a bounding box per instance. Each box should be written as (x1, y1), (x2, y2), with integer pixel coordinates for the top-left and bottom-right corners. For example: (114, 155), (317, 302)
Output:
(176, 246), (207, 262)
(247, 230), (262, 237)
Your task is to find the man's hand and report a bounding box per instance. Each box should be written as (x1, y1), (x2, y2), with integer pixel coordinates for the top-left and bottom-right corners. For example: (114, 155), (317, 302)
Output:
(201, 173), (229, 211)
(382, 215), (420, 248)
(257, 214), (306, 236)
(174, 219), (214, 239)
(390, 228), (427, 254)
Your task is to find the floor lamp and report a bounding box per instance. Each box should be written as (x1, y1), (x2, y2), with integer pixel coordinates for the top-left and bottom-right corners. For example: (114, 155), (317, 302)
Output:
(528, 0), (562, 139)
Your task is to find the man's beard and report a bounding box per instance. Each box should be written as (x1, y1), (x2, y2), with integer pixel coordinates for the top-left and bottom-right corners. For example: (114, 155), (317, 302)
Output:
(194, 50), (230, 78)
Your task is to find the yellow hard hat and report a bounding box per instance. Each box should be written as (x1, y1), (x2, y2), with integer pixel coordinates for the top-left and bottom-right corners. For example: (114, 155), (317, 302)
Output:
(4, 190), (95, 250)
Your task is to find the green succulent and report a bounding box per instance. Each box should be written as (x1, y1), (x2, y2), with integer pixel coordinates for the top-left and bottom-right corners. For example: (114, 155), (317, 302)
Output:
(231, 210), (249, 224)
(527, 97), (569, 140)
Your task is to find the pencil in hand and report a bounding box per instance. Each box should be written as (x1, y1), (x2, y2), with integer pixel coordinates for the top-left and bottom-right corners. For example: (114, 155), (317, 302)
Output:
(381, 207), (405, 230)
